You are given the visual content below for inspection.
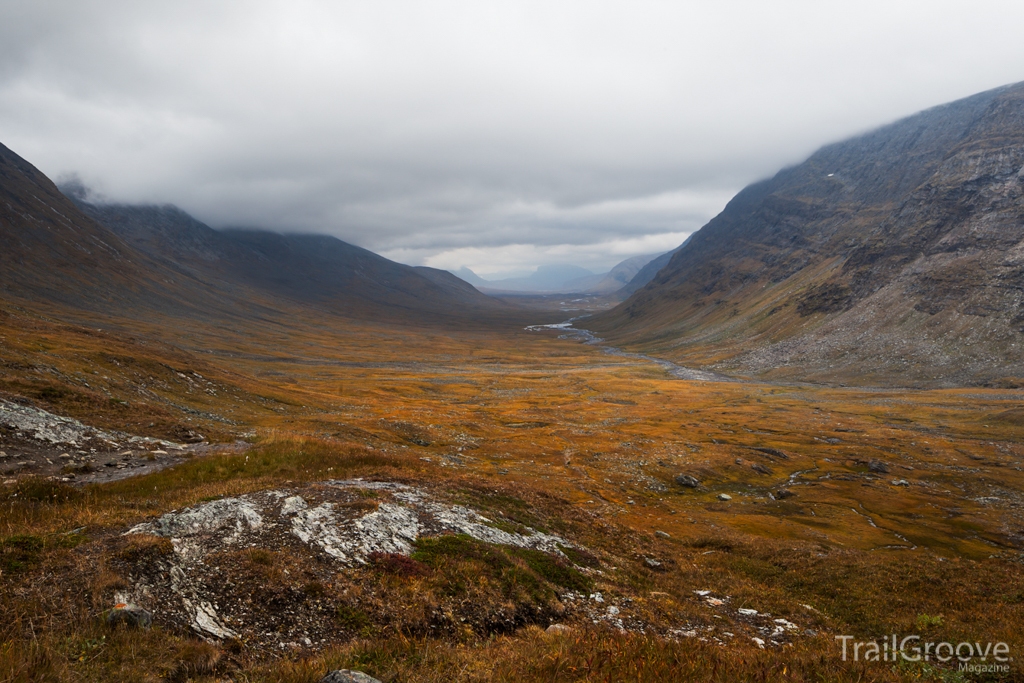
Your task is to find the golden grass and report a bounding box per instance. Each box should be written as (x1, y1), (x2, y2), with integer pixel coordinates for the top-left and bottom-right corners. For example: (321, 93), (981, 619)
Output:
(2, 300), (1023, 681)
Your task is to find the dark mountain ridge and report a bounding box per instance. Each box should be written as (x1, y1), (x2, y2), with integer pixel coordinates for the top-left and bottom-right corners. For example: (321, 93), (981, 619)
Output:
(1, 140), (510, 330)
(71, 199), (500, 318)
(590, 81), (1024, 386)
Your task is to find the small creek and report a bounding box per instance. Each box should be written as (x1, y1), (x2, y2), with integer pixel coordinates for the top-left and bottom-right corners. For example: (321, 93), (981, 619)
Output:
(525, 317), (735, 382)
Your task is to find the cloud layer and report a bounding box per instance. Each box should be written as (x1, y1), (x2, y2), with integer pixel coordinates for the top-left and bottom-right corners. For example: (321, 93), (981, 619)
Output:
(2, 1), (1024, 274)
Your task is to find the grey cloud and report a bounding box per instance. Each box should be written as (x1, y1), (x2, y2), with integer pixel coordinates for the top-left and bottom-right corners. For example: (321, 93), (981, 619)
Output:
(2, 0), (1024, 273)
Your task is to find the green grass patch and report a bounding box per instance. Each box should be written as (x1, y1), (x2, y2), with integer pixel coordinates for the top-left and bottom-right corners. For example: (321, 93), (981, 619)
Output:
(509, 547), (592, 592)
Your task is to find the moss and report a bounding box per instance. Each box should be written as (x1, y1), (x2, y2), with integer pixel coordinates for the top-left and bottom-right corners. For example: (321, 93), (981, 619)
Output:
(509, 548), (592, 592)
(411, 534), (508, 571)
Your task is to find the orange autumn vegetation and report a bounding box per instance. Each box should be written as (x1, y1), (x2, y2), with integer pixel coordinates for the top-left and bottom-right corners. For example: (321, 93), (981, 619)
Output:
(1, 300), (1022, 682)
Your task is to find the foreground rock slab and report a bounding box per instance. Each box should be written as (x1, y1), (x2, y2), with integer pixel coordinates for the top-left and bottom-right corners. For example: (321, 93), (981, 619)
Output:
(120, 479), (577, 643)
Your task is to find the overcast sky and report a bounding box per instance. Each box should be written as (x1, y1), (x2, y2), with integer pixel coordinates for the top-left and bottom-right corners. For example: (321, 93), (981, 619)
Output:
(2, 1), (1024, 278)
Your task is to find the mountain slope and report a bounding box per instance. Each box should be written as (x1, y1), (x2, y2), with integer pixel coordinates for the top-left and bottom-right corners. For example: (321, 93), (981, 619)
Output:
(590, 82), (1024, 386)
(0, 139), (510, 330)
(0, 142), (233, 319)
(67, 199), (503, 321)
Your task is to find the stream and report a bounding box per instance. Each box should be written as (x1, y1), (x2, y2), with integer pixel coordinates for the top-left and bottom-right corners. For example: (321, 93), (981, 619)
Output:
(525, 318), (735, 382)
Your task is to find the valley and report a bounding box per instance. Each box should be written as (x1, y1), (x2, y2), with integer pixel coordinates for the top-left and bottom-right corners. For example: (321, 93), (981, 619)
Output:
(3, 79), (1024, 682)
(2, 297), (1022, 681)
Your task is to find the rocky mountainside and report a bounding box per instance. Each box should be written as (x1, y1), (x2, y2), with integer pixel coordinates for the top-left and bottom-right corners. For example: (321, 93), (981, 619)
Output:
(590, 81), (1024, 386)
(1, 141), (505, 326)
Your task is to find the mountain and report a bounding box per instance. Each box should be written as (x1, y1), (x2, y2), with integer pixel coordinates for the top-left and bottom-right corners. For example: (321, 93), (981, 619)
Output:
(0, 140), (508, 328)
(615, 240), (690, 297)
(473, 264), (596, 293)
(0, 142), (218, 318)
(452, 267), (491, 287)
(456, 254), (664, 295)
(562, 253), (662, 295)
(70, 200), (500, 320)
(589, 81), (1024, 387)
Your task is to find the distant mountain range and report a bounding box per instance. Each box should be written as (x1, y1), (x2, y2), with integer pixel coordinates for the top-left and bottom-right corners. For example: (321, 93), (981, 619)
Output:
(454, 252), (664, 295)
(0, 141), (509, 328)
(590, 81), (1024, 386)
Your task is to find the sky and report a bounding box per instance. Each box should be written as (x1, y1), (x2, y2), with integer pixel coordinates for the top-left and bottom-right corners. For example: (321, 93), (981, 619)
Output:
(2, 2), (1024, 279)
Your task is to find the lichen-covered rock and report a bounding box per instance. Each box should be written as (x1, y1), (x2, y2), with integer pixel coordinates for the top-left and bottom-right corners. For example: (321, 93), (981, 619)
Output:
(128, 480), (571, 566)
(117, 479), (587, 646)
(130, 497), (263, 543)
(0, 398), (183, 450)
(320, 670), (382, 683)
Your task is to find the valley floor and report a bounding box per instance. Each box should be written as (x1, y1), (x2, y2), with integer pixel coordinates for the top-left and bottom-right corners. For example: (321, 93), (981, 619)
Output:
(1, 301), (1022, 682)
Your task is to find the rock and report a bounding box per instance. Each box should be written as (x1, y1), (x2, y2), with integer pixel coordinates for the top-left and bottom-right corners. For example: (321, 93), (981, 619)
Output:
(320, 670), (382, 683)
(0, 398), (184, 452)
(643, 557), (662, 569)
(106, 603), (152, 629)
(654, 530), (670, 539)
(751, 447), (789, 460)
(891, 479), (910, 487)
(868, 459), (890, 474)
(129, 496), (264, 542)
(674, 474), (700, 488)
(750, 463), (772, 475)
(776, 488), (795, 499)
(189, 599), (238, 639)
(546, 623), (572, 635)
(737, 608), (758, 616)
(717, 493), (732, 501)
(752, 637), (766, 649)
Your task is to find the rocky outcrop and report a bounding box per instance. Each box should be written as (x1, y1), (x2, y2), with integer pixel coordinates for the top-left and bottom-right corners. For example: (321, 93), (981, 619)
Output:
(121, 480), (578, 642)
(0, 398), (182, 451)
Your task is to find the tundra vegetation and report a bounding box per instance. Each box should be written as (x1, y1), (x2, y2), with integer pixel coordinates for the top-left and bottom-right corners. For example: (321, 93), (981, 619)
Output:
(1, 303), (1022, 682)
